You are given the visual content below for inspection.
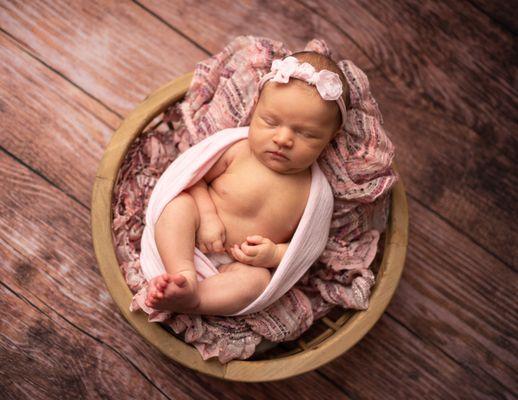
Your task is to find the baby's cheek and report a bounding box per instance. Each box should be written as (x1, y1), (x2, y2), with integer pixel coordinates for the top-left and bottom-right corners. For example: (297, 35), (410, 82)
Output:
(304, 142), (326, 159)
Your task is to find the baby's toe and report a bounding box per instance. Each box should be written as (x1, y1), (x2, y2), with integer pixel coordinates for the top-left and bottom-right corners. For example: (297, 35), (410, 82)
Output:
(146, 294), (158, 306)
(156, 275), (166, 285)
(171, 274), (187, 287)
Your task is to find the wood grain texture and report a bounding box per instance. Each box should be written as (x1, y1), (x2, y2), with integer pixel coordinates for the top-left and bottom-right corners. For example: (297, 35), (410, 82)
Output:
(0, 0), (207, 115)
(372, 71), (518, 267)
(138, 0), (374, 71)
(248, 197), (515, 396)
(390, 198), (517, 393)
(321, 315), (514, 400)
(0, 281), (168, 400)
(0, 31), (118, 207)
(467, 0), (517, 33)
(0, 152), (223, 399)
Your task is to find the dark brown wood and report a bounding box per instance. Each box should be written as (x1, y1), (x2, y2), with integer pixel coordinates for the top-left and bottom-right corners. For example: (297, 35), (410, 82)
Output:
(301, 0), (518, 266)
(0, 0), (207, 115)
(0, 281), (169, 400)
(138, 0), (375, 70)
(391, 198), (517, 393)
(0, 31), (118, 206)
(467, 0), (517, 33)
(321, 315), (513, 400)
(0, 0), (516, 397)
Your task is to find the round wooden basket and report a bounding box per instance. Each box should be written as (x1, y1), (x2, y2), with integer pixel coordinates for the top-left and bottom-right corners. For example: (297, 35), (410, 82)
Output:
(91, 72), (409, 382)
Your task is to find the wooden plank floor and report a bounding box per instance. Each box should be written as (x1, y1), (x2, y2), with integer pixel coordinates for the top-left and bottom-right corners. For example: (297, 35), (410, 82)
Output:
(1, 0), (516, 398)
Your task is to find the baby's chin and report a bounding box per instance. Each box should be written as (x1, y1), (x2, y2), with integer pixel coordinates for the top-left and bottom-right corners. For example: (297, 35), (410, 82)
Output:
(260, 156), (311, 175)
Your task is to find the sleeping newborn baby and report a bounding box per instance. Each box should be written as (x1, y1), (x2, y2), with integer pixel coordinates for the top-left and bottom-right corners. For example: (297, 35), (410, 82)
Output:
(145, 52), (349, 315)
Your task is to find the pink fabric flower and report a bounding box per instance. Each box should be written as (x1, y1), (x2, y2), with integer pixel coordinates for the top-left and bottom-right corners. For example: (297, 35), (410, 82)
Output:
(265, 56), (343, 101)
(271, 56), (299, 83)
(297, 62), (317, 81)
(315, 70), (343, 100)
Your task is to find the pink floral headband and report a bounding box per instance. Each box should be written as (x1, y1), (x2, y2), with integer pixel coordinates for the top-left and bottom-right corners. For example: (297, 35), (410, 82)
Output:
(258, 56), (347, 131)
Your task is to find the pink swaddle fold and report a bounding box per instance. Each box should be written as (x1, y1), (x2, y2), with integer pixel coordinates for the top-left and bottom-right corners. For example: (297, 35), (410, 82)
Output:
(138, 125), (334, 316)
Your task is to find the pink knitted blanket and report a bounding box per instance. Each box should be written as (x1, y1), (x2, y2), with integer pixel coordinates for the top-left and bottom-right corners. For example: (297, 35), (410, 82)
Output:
(113, 35), (397, 363)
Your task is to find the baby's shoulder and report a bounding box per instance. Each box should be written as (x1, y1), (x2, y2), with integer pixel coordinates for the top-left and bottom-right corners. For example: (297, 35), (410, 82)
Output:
(225, 138), (249, 165)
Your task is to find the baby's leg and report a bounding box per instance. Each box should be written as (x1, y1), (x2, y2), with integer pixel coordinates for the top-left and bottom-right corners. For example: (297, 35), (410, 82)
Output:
(146, 192), (201, 310)
(176, 262), (272, 316)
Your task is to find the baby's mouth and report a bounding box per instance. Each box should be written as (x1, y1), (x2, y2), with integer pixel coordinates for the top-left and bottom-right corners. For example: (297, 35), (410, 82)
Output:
(268, 151), (289, 160)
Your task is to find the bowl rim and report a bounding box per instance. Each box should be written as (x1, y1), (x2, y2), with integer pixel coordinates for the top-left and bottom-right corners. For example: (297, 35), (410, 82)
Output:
(91, 72), (409, 382)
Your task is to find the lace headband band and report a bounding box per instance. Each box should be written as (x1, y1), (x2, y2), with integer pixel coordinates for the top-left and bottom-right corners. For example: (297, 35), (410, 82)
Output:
(258, 56), (347, 131)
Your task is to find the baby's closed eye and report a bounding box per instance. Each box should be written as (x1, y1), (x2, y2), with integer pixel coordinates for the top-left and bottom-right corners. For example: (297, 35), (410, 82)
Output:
(261, 116), (276, 126)
(298, 130), (315, 138)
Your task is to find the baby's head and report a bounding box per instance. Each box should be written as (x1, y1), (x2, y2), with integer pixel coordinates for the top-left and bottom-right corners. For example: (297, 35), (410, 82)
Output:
(248, 52), (349, 175)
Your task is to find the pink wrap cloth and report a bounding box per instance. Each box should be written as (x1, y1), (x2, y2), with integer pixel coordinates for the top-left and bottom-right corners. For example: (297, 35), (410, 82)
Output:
(114, 35), (397, 363)
(136, 126), (334, 316)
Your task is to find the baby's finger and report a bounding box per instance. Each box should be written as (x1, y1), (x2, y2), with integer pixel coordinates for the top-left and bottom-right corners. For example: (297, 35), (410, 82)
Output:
(229, 246), (240, 262)
(230, 245), (240, 258)
(199, 243), (208, 253)
(246, 235), (265, 244)
(233, 245), (252, 263)
(230, 246), (244, 261)
(240, 242), (258, 256)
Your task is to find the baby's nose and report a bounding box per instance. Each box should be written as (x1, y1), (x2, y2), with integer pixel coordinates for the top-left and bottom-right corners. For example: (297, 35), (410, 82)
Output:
(273, 127), (294, 147)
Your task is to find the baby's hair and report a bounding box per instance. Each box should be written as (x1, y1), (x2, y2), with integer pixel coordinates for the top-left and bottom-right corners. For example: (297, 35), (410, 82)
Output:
(289, 51), (349, 133)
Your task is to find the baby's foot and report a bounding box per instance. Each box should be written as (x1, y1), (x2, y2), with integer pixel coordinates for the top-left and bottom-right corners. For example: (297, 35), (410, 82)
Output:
(145, 274), (169, 307)
(145, 272), (200, 312)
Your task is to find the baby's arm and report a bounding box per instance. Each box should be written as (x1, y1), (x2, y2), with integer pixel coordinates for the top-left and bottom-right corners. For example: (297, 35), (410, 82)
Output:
(187, 179), (226, 253)
(187, 178), (218, 218)
(187, 142), (235, 211)
(185, 147), (235, 253)
(273, 242), (289, 266)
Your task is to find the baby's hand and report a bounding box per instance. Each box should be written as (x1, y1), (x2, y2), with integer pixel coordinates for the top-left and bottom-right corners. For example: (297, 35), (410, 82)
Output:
(230, 235), (279, 268)
(196, 214), (226, 253)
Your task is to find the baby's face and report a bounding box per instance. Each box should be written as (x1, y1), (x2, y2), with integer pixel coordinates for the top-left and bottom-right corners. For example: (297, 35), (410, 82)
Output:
(248, 80), (340, 175)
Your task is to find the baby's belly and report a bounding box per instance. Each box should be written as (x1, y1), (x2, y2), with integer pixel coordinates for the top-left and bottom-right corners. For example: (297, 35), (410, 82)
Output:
(208, 187), (298, 254)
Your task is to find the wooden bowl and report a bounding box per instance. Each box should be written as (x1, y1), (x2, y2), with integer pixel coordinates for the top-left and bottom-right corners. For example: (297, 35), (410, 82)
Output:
(91, 72), (409, 382)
